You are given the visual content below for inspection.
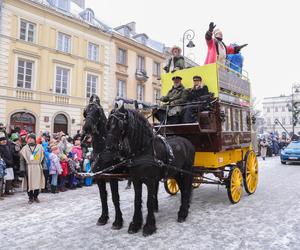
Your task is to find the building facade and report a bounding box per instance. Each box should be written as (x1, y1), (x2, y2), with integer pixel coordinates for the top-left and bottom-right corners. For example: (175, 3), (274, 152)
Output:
(0, 0), (113, 135)
(262, 94), (300, 135)
(112, 22), (165, 105)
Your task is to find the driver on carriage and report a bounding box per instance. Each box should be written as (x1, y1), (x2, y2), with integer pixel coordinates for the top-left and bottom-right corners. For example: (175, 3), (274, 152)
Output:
(153, 75), (188, 124)
(181, 75), (210, 123)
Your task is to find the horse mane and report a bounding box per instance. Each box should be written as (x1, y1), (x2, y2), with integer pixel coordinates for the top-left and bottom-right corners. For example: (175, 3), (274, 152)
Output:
(123, 109), (154, 156)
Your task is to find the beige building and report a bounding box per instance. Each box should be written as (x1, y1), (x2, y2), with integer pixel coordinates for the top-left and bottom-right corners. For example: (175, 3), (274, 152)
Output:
(0, 0), (113, 135)
(112, 22), (165, 105)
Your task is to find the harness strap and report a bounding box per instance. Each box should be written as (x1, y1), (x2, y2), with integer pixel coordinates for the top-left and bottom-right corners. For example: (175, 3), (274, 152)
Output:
(155, 134), (175, 165)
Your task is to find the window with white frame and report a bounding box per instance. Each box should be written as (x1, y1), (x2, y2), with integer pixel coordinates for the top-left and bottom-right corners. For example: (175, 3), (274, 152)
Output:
(267, 107), (270, 112)
(117, 48), (127, 65)
(153, 88), (161, 105)
(137, 56), (145, 71)
(85, 10), (94, 22)
(282, 117), (286, 125)
(57, 32), (71, 53)
(137, 83), (144, 101)
(86, 74), (98, 98)
(282, 106), (285, 112)
(153, 62), (161, 76)
(17, 59), (34, 89)
(88, 42), (99, 62)
(54, 0), (70, 11)
(20, 19), (36, 43)
(55, 66), (69, 94)
(117, 79), (126, 98)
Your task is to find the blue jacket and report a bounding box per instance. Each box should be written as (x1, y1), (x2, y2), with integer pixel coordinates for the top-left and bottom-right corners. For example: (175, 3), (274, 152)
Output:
(42, 141), (50, 170)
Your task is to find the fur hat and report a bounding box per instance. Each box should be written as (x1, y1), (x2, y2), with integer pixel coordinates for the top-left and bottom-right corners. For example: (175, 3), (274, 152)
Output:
(171, 45), (182, 54)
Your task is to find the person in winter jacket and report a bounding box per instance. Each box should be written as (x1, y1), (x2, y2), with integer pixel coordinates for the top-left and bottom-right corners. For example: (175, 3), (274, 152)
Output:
(204, 22), (247, 65)
(58, 154), (68, 192)
(49, 144), (62, 193)
(9, 133), (21, 187)
(41, 136), (51, 192)
(260, 138), (268, 160)
(0, 132), (15, 195)
(0, 155), (6, 200)
(20, 133), (45, 203)
(163, 46), (185, 73)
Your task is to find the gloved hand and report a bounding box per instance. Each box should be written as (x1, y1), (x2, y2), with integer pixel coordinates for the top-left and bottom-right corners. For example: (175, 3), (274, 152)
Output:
(235, 44), (248, 53)
(209, 22), (216, 32)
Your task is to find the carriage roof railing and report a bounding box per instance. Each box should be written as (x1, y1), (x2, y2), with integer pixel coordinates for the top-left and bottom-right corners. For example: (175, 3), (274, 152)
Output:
(218, 59), (249, 81)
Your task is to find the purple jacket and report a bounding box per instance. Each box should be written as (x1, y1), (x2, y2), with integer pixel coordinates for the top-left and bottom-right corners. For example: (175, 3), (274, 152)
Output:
(49, 153), (62, 175)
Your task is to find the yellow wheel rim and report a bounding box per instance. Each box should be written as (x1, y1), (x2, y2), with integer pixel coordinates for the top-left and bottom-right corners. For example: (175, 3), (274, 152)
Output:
(167, 179), (179, 195)
(245, 151), (258, 194)
(192, 176), (202, 188)
(230, 168), (243, 203)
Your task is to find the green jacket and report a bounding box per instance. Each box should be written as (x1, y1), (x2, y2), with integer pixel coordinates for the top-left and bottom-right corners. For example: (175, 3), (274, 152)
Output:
(163, 56), (185, 73)
(161, 84), (188, 105)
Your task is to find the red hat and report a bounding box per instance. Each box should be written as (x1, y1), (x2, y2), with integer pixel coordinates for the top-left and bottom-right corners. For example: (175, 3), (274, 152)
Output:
(20, 130), (28, 137)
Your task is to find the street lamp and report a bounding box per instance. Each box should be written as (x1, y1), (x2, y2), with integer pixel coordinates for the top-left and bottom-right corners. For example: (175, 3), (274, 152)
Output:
(289, 83), (300, 137)
(182, 29), (195, 57)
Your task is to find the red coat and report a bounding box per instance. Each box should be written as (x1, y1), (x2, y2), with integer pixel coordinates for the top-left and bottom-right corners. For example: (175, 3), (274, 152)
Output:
(60, 161), (69, 177)
(204, 34), (234, 65)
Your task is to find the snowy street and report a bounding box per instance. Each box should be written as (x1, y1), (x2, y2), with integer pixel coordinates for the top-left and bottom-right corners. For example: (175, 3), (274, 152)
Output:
(1, 156), (300, 250)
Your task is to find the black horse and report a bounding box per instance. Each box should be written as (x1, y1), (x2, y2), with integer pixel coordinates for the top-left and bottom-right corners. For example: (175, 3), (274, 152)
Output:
(106, 106), (195, 236)
(82, 94), (123, 230)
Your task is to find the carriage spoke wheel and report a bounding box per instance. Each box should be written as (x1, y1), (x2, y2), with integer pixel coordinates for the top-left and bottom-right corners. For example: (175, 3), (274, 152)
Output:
(192, 176), (202, 189)
(227, 167), (243, 204)
(244, 150), (258, 195)
(164, 178), (179, 195)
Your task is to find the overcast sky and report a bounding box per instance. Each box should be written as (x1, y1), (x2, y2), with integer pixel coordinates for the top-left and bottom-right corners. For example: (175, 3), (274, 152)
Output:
(86, 0), (300, 109)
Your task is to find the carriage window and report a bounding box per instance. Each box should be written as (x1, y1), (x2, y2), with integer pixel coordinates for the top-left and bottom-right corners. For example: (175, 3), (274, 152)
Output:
(234, 109), (240, 131)
(242, 110), (248, 131)
(224, 107), (232, 131)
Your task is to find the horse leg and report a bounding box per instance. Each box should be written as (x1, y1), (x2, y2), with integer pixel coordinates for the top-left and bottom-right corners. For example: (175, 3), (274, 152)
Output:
(177, 173), (193, 223)
(143, 178), (157, 236)
(128, 179), (143, 234)
(110, 180), (123, 230)
(97, 180), (109, 226)
(153, 180), (159, 213)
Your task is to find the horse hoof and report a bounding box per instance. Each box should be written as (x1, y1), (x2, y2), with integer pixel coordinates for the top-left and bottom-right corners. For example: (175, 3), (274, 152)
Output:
(97, 216), (109, 226)
(143, 224), (157, 237)
(112, 220), (123, 230)
(177, 217), (186, 223)
(128, 222), (142, 234)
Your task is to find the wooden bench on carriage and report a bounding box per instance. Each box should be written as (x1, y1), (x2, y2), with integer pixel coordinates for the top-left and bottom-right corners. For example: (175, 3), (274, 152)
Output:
(154, 62), (258, 204)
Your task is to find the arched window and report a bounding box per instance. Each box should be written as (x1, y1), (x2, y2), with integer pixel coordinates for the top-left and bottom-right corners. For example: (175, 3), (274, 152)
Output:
(53, 114), (68, 134)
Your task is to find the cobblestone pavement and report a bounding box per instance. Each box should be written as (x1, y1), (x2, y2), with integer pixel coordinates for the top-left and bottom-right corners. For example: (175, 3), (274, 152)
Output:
(1, 156), (300, 250)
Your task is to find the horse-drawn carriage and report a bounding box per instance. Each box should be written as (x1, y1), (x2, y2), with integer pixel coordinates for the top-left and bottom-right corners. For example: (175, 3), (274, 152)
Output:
(156, 62), (258, 204)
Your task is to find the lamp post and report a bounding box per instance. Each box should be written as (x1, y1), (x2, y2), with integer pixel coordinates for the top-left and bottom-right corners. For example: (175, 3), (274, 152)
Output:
(288, 83), (300, 137)
(182, 29), (195, 57)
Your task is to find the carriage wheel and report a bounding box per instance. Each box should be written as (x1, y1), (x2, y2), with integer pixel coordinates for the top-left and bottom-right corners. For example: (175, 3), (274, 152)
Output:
(227, 167), (243, 204)
(192, 176), (202, 189)
(243, 150), (258, 194)
(164, 178), (179, 195)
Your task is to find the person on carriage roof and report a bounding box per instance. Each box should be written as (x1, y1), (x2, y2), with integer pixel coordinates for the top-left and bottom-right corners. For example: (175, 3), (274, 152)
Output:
(204, 22), (248, 65)
(153, 75), (188, 124)
(163, 46), (185, 73)
(182, 75), (210, 123)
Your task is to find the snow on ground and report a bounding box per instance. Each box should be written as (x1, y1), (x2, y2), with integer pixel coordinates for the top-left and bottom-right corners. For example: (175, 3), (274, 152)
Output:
(1, 156), (300, 250)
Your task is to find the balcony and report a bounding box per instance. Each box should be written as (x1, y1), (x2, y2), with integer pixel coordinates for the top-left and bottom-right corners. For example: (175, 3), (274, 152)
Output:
(15, 89), (34, 100)
(135, 69), (149, 82)
(55, 95), (70, 104)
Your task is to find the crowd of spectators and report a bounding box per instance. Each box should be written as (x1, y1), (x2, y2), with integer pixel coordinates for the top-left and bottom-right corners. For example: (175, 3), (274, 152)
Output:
(0, 122), (94, 202)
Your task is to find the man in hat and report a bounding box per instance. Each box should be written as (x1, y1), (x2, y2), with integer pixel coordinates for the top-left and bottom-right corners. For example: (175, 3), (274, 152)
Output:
(163, 46), (185, 73)
(20, 133), (45, 203)
(182, 75), (210, 123)
(153, 75), (188, 124)
(204, 22), (248, 65)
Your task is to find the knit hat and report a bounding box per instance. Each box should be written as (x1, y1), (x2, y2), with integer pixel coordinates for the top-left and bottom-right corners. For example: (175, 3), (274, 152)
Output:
(28, 133), (36, 141)
(20, 130), (28, 137)
(10, 133), (19, 141)
(0, 132), (6, 141)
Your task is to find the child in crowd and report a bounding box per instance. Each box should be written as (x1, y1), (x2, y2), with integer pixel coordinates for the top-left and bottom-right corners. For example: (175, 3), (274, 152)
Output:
(72, 135), (83, 187)
(59, 154), (68, 192)
(0, 154), (6, 200)
(83, 149), (93, 186)
(49, 144), (62, 193)
(67, 152), (78, 189)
